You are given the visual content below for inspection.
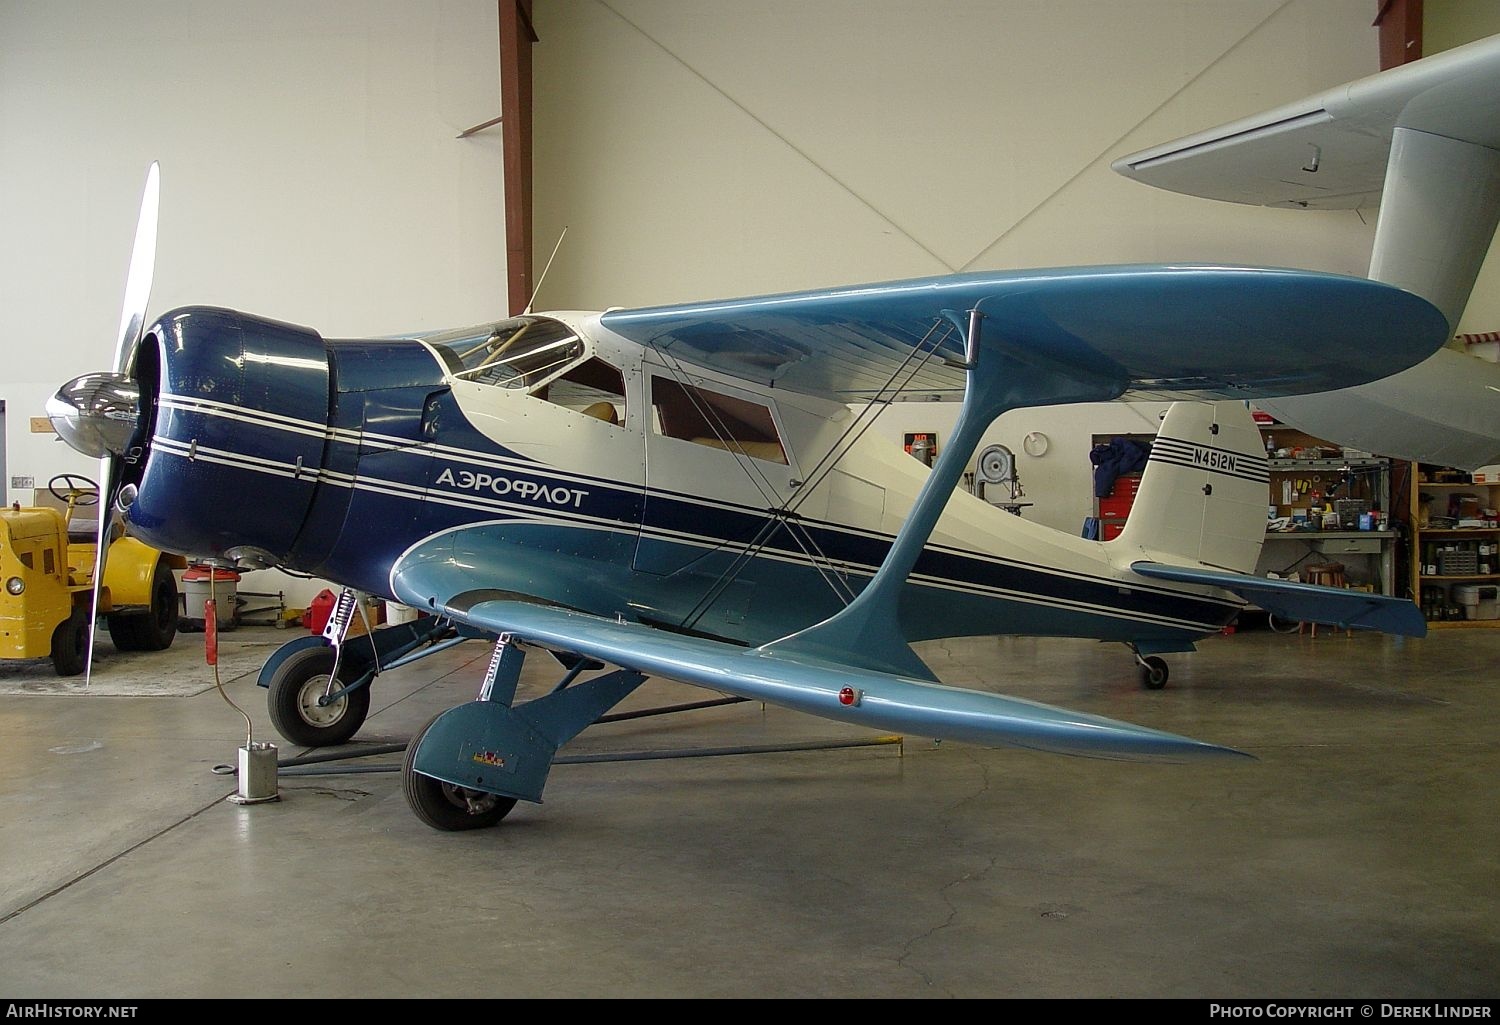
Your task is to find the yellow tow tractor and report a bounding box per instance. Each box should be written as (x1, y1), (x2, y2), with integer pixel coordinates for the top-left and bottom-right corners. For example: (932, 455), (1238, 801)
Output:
(0, 474), (186, 676)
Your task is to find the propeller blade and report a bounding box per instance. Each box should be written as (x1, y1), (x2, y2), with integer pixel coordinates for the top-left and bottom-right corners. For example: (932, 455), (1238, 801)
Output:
(114, 161), (159, 375)
(83, 458), (115, 688)
(85, 161), (159, 684)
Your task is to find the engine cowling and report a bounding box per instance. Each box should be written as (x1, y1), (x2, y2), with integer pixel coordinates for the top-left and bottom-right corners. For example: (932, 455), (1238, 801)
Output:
(120, 306), (334, 569)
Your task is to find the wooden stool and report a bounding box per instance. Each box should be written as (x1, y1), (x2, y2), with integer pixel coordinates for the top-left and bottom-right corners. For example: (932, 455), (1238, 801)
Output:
(1301, 563), (1350, 637)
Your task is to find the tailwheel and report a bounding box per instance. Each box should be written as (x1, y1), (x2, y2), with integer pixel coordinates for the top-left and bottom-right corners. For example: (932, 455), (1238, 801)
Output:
(402, 713), (517, 831)
(266, 645), (370, 747)
(1138, 655), (1169, 690)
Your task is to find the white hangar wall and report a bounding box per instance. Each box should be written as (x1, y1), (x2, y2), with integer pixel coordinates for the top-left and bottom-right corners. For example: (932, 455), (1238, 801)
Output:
(1, 1), (509, 604)
(533, 0), (1379, 306)
(531, 0), (1385, 535)
(0, 0), (509, 503)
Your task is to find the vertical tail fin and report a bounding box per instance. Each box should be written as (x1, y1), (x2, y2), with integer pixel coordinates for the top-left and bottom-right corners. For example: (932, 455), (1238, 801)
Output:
(1114, 401), (1269, 574)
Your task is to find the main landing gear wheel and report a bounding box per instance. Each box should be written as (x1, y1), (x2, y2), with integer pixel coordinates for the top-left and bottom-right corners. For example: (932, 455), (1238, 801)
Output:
(1139, 655), (1169, 690)
(402, 713), (517, 832)
(266, 645), (370, 747)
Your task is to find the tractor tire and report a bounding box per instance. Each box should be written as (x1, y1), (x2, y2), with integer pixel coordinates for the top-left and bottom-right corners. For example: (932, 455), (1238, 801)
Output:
(106, 564), (178, 652)
(51, 607), (90, 677)
(132, 564), (179, 651)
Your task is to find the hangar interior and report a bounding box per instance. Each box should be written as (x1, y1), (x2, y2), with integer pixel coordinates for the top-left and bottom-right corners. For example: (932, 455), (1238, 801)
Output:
(0, 0), (1498, 1000)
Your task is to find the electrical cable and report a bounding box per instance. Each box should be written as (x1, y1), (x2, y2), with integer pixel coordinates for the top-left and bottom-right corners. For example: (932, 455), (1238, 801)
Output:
(274, 734), (904, 777)
(206, 568), (254, 747)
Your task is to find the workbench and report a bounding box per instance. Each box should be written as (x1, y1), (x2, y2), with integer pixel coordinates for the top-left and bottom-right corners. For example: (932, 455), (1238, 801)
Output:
(1258, 530), (1397, 596)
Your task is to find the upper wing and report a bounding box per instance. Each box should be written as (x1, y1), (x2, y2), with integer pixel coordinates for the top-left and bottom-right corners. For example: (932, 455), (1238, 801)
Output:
(439, 596), (1249, 763)
(1111, 34), (1500, 209)
(598, 264), (1447, 403)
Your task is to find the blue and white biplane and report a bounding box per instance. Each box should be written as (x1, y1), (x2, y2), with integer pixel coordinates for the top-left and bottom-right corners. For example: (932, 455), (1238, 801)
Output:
(49, 202), (1443, 829)
(54, 37), (1498, 830)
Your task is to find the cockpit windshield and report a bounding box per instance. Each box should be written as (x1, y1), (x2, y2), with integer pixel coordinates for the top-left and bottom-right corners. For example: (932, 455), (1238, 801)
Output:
(423, 316), (584, 390)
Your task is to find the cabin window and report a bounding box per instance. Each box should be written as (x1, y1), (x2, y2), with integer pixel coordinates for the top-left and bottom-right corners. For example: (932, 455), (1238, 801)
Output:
(649, 375), (787, 464)
(437, 316), (584, 390)
(533, 358), (626, 426)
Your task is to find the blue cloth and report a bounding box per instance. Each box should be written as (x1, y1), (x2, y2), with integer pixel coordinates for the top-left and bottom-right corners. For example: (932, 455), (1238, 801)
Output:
(1091, 438), (1151, 498)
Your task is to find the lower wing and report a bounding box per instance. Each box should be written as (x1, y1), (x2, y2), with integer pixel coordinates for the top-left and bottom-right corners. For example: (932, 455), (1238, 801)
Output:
(442, 596), (1251, 763)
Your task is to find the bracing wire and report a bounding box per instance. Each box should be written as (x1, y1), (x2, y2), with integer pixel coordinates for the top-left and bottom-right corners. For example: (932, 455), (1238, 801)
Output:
(666, 319), (957, 630)
(649, 347), (858, 608)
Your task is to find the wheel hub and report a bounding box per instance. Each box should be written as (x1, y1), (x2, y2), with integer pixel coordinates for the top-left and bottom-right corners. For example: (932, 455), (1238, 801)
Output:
(441, 782), (503, 817)
(297, 675), (347, 726)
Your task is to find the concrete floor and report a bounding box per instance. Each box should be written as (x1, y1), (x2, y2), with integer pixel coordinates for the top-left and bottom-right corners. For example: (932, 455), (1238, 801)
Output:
(0, 619), (1495, 999)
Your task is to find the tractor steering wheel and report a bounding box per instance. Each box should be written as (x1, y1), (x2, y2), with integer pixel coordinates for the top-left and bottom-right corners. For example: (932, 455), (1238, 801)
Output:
(48, 474), (101, 507)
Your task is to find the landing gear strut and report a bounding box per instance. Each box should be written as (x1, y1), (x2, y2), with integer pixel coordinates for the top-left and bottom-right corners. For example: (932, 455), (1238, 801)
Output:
(258, 605), (483, 747)
(402, 633), (646, 831)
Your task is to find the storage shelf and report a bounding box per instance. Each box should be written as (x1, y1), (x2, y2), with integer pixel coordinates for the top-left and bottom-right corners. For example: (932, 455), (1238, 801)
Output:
(1255, 426), (1395, 595)
(1411, 463), (1500, 629)
(1269, 457), (1386, 471)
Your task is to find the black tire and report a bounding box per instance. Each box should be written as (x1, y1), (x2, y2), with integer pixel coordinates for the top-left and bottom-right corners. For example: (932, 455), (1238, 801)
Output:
(402, 713), (517, 831)
(106, 613), (141, 651)
(1140, 655), (1169, 690)
(132, 564), (179, 651)
(51, 607), (89, 677)
(266, 645), (371, 747)
(105, 564), (177, 652)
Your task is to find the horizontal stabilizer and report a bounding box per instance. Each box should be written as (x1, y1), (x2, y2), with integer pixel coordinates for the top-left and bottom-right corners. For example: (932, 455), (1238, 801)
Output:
(443, 597), (1250, 763)
(1130, 562), (1427, 638)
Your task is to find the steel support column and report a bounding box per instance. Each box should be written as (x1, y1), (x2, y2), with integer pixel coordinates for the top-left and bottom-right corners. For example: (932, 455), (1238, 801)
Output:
(1374, 0), (1422, 69)
(499, 1), (537, 316)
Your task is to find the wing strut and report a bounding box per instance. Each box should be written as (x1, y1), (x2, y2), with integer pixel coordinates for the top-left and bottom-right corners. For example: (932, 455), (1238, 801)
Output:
(762, 305), (1126, 679)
